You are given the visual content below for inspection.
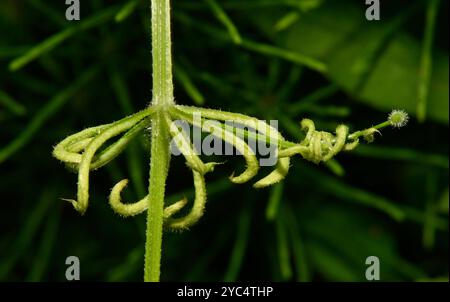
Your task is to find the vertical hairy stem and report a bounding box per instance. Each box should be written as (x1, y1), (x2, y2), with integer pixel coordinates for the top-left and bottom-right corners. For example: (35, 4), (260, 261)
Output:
(144, 113), (170, 281)
(151, 0), (174, 106)
(144, 0), (174, 282)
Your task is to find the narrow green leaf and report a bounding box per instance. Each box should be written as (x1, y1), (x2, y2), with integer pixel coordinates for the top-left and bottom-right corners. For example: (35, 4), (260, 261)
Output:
(0, 67), (98, 164)
(353, 145), (449, 170)
(223, 203), (252, 281)
(274, 11), (300, 32)
(174, 64), (205, 105)
(266, 182), (284, 220)
(26, 205), (62, 281)
(417, 0), (440, 122)
(9, 7), (118, 71)
(204, 0), (242, 44)
(115, 0), (140, 23)
(299, 165), (406, 221)
(0, 89), (26, 116)
(275, 211), (293, 280)
(0, 189), (54, 279)
(285, 206), (311, 282)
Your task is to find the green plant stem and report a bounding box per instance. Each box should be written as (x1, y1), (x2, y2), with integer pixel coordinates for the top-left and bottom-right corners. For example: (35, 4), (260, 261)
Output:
(347, 121), (390, 141)
(173, 105), (392, 153)
(417, 0), (440, 122)
(144, 113), (170, 282)
(144, 0), (174, 282)
(151, 0), (174, 107)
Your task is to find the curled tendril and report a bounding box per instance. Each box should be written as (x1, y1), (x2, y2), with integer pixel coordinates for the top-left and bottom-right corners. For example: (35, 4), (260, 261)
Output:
(109, 170), (206, 231)
(150, 114), (215, 228)
(279, 119), (355, 164)
(164, 170), (207, 230)
(53, 108), (155, 214)
(170, 107), (260, 184)
(109, 179), (148, 217)
(53, 125), (107, 169)
(109, 178), (189, 220)
(171, 106), (290, 187)
(253, 157), (290, 189)
(110, 169), (207, 231)
(165, 114), (219, 175)
(53, 102), (405, 229)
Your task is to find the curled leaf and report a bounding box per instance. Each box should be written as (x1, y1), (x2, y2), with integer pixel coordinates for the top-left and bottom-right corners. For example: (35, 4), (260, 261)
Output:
(68, 109), (155, 214)
(253, 157), (290, 189)
(164, 171), (207, 230)
(166, 115), (216, 175)
(109, 179), (190, 219)
(171, 108), (259, 184)
(110, 179), (148, 217)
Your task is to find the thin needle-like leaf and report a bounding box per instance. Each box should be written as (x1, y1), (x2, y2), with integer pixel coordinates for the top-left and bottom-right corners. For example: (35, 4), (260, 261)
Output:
(115, 0), (140, 23)
(417, 0), (440, 122)
(174, 12), (327, 73)
(0, 189), (54, 279)
(0, 67), (98, 164)
(223, 202), (252, 281)
(9, 6), (119, 71)
(0, 89), (26, 116)
(266, 182), (284, 220)
(275, 211), (293, 280)
(204, 0), (242, 44)
(26, 204), (62, 281)
(174, 63), (205, 105)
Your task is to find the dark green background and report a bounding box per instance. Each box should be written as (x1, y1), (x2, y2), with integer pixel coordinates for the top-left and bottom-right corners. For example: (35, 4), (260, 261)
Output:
(0, 0), (448, 281)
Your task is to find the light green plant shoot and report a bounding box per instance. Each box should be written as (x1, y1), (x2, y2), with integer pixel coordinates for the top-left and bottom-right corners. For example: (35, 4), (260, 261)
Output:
(52, 0), (408, 282)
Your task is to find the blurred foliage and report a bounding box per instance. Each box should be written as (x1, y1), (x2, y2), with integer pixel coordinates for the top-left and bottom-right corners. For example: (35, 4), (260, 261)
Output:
(0, 0), (448, 281)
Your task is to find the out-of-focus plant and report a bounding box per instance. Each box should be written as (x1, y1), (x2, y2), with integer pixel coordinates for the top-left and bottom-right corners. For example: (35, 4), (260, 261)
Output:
(52, 0), (408, 282)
